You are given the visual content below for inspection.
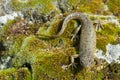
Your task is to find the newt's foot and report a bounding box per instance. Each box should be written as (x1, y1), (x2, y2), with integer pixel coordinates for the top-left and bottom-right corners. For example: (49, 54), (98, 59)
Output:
(61, 54), (79, 70)
(71, 25), (81, 41)
(70, 54), (79, 70)
(69, 62), (77, 70)
(61, 62), (77, 70)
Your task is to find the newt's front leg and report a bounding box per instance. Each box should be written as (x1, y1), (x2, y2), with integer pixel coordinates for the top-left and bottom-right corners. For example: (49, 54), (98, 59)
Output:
(61, 54), (79, 70)
(69, 54), (79, 69)
(71, 25), (81, 41)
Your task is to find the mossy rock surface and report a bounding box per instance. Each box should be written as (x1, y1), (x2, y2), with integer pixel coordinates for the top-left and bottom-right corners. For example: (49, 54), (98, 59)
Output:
(0, 0), (120, 80)
(12, 34), (76, 80)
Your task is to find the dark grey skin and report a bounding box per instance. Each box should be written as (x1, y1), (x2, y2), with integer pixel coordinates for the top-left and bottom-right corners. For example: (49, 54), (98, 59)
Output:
(38, 12), (96, 67)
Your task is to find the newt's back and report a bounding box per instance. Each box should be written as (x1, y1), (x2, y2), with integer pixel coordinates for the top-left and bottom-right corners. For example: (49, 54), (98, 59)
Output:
(78, 13), (96, 67)
(59, 12), (96, 67)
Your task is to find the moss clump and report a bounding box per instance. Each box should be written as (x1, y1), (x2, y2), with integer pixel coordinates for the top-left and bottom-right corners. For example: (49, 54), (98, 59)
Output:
(0, 68), (16, 80)
(103, 63), (120, 80)
(8, 35), (26, 56)
(68, 0), (79, 9)
(37, 15), (78, 39)
(75, 68), (104, 80)
(32, 49), (75, 80)
(96, 34), (114, 52)
(0, 17), (40, 56)
(0, 68), (31, 80)
(11, 0), (56, 14)
(0, 19), (23, 55)
(12, 35), (76, 80)
(96, 23), (120, 52)
(16, 68), (32, 80)
(0, 19), (16, 39)
(75, 0), (104, 14)
(12, 35), (48, 67)
(62, 20), (78, 38)
(100, 23), (120, 36)
(107, 0), (120, 16)
(37, 18), (62, 37)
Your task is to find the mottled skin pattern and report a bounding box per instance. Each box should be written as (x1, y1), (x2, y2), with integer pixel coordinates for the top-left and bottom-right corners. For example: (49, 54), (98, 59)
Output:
(39, 12), (96, 67)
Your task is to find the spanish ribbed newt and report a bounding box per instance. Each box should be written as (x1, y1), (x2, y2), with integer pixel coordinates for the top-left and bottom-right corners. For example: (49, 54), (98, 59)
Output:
(38, 12), (96, 68)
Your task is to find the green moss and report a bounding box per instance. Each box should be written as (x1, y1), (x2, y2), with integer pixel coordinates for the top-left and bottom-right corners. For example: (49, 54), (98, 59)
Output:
(12, 35), (76, 80)
(37, 17), (78, 39)
(101, 24), (120, 36)
(9, 35), (26, 55)
(68, 0), (79, 8)
(0, 20), (16, 39)
(12, 35), (48, 67)
(75, 69), (94, 80)
(47, 19), (77, 38)
(107, 0), (120, 16)
(96, 23), (120, 52)
(0, 17), (40, 56)
(90, 16), (97, 20)
(0, 68), (16, 80)
(96, 33), (114, 52)
(0, 68), (31, 80)
(95, 71), (104, 80)
(0, 19), (17, 42)
(76, 0), (104, 14)
(11, 0), (56, 14)
(32, 49), (75, 80)
(75, 68), (104, 80)
(62, 20), (78, 38)
(37, 18), (62, 37)
(16, 68), (32, 80)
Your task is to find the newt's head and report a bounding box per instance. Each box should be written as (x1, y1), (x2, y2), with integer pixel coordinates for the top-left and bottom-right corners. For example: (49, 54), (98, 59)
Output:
(79, 54), (95, 68)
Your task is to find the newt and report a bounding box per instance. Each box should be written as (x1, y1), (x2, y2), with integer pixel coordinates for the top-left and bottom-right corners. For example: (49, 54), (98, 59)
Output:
(38, 12), (96, 68)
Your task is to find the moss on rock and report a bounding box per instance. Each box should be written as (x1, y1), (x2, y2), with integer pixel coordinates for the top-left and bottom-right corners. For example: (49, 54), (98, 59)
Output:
(0, 17), (40, 56)
(0, 68), (16, 80)
(11, 0), (57, 14)
(0, 1), (120, 80)
(96, 23), (120, 52)
(72, 67), (104, 80)
(12, 35), (76, 80)
(37, 14), (78, 39)
(0, 68), (31, 80)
